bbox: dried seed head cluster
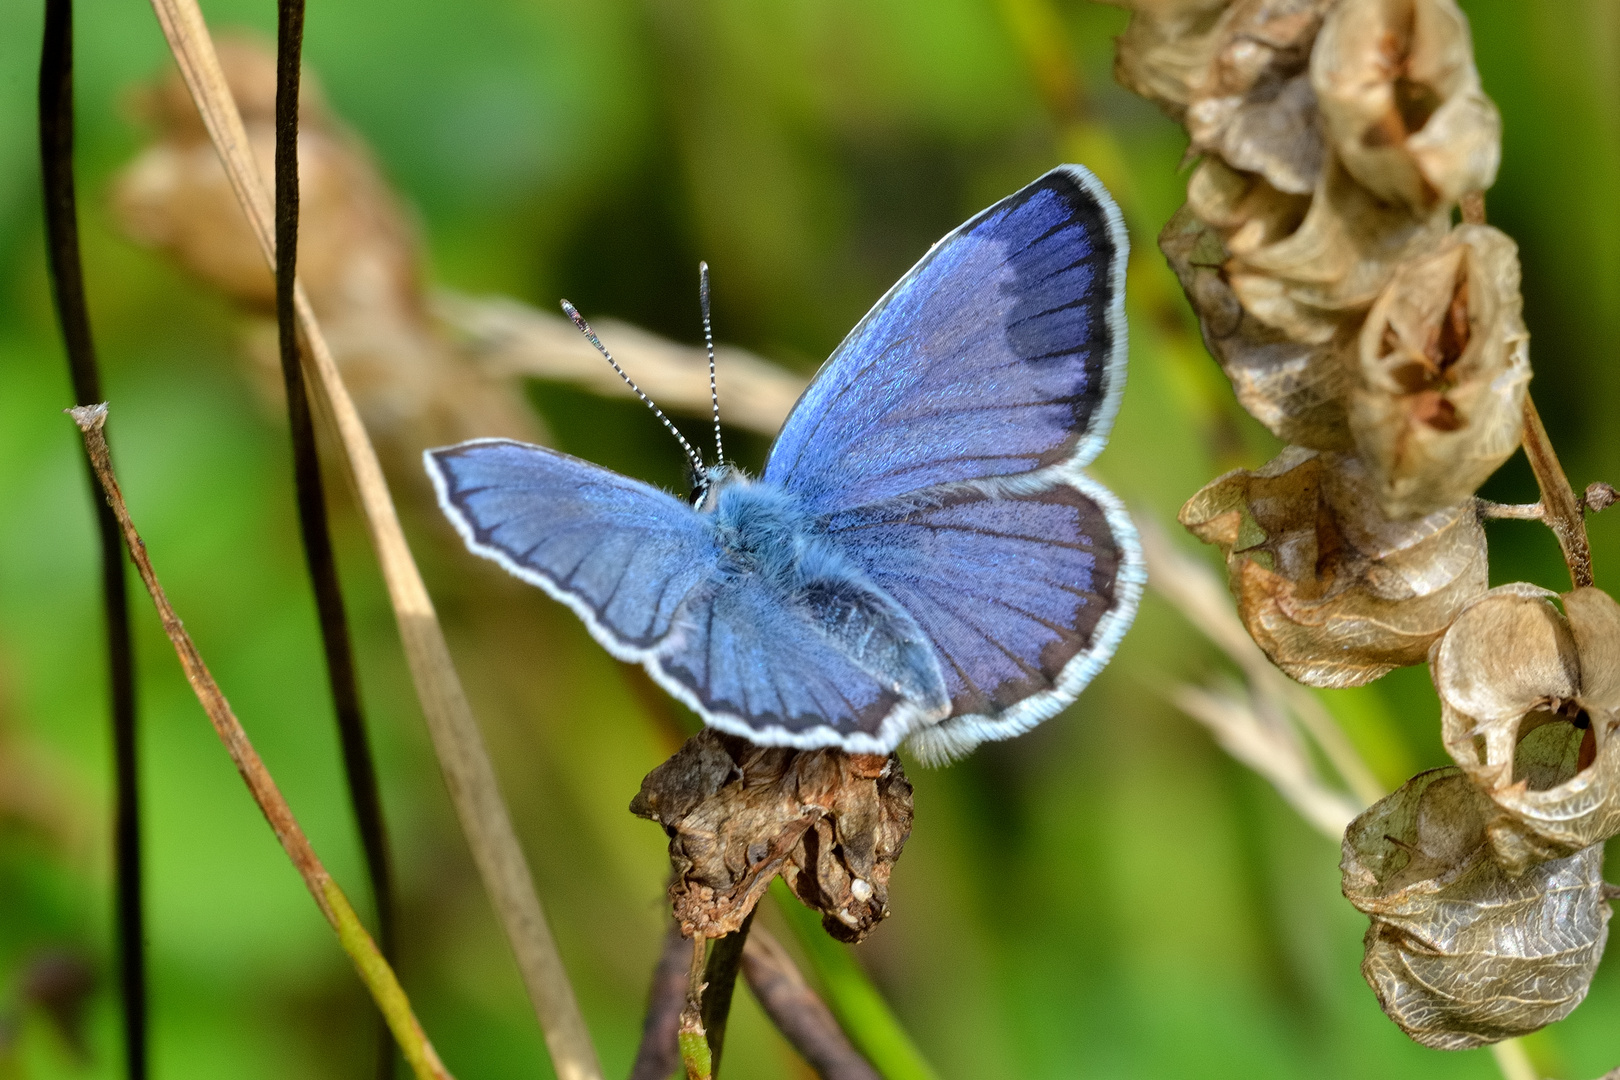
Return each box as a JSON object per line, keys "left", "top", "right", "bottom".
{"left": 1113, "top": 0, "right": 1620, "bottom": 1047}
{"left": 630, "top": 730, "right": 913, "bottom": 944}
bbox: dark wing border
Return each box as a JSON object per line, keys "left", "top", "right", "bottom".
{"left": 766, "top": 162, "right": 1131, "bottom": 487}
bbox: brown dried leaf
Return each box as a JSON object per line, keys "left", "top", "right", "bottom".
{"left": 630, "top": 730, "right": 913, "bottom": 944}
{"left": 1352, "top": 224, "right": 1529, "bottom": 518}
{"left": 1311, "top": 0, "right": 1501, "bottom": 213}
{"left": 1161, "top": 201, "right": 1351, "bottom": 448}
{"left": 1343, "top": 767, "right": 1611, "bottom": 1049}
{"left": 1180, "top": 446, "right": 1487, "bottom": 686}
{"left": 113, "top": 35, "right": 537, "bottom": 456}
{"left": 1435, "top": 585, "right": 1620, "bottom": 873}
{"left": 1185, "top": 0, "right": 1336, "bottom": 194}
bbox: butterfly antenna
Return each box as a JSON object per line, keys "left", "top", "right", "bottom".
{"left": 560, "top": 300, "right": 706, "bottom": 479}
{"left": 700, "top": 261, "right": 723, "bottom": 466}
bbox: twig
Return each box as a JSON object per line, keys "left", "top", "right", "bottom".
{"left": 36, "top": 4, "right": 145, "bottom": 1076}
{"left": 699, "top": 909, "right": 755, "bottom": 1076}
{"left": 742, "top": 927, "right": 881, "bottom": 1080}
{"left": 1477, "top": 499, "right": 1546, "bottom": 521}
{"left": 1522, "top": 395, "right": 1595, "bottom": 589}
{"left": 271, "top": 7, "right": 397, "bottom": 1076}
{"left": 629, "top": 926, "right": 692, "bottom": 1080}
{"left": 1461, "top": 192, "right": 1593, "bottom": 593}
{"left": 141, "top": 4, "right": 602, "bottom": 1076}
{"left": 68, "top": 403, "right": 452, "bottom": 1080}
{"left": 679, "top": 938, "right": 712, "bottom": 1080}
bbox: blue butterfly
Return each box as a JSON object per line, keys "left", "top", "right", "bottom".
{"left": 425, "top": 165, "right": 1143, "bottom": 763}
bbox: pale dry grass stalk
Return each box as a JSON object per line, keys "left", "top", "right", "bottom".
{"left": 69, "top": 404, "right": 452, "bottom": 1080}
{"left": 140, "top": 3, "right": 602, "bottom": 1076}
{"left": 433, "top": 291, "right": 807, "bottom": 437}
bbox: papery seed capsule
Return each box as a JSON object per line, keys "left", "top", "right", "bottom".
{"left": 1311, "top": 0, "right": 1501, "bottom": 213}
{"left": 1351, "top": 224, "right": 1530, "bottom": 519}
{"left": 1433, "top": 584, "right": 1620, "bottom": 874}
{"left": 1180, "top": 447, "right": 1487, "bottom": 687}
{"left": 1343, "top": 767, "right": 1611, "bottom": 1049}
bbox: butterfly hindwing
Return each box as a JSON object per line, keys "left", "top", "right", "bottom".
{"left": 764, "top": 165, "right": 1129, "bottom": 513}
{"left": 425, "top": 439, "right": 720, "bottom": 656}
{"left": 822, "top": 470, "right": 1143, "bottom": 762}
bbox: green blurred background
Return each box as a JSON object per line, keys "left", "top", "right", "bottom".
{"left": 2, "top": 0, "right": 1618, "bottom": 1077}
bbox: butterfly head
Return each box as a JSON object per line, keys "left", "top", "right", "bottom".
{"left": 691, "top": 461, "right": 743, "bottom": 511}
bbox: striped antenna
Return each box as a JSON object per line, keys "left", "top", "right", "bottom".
{"left": 699, "top": 262, "right": 723, "bottom": 466}
{"left": 560, "top": 300, "right": 705, "bottom": 479}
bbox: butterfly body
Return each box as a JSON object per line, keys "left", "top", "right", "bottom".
{"left": 428, "top": 165, "right": 1144, "bottom": 762}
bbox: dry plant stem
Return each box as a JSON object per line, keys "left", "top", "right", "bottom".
{"left": 741, "top": 928, "right": 881, "bottom": 1080}
{"left": 629, "top": 926, "right": 693, "bottom": 1080}
{"left": 1478, "top": 500, "right": 1546, "bottom": 521}
{"left": 141, "top": 3, "right": 603, "bottom": 1076}
{"left": 699, "top": 909, "right": 755, "bottom": 1075}
{"left": 1522, "top": 396, "right": 1595, "bottom": 589}
{"left": 1460, "top": 190, "right": 1592, "bottom": 591}
{"left": 1491, "top": 1039, "right": 1540, "bottom": 1080}
{"left": 272, "top": 7, "right": 397, "bottom": 1077}
{"left": 36, "top": 4, "right": 145, "bottom": 1076}
{"left": 69, "top": 404, "right": 452, "bottom": 1080}
{"left": 680, "top": 938, "right": 712, "bottom": 1080}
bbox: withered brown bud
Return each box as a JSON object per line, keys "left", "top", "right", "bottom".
{"left": 1352, "top": 224, "right": 1529, "bottom": 519}
{"left": 631, "top": 730, "right": 913, "bottom": 944}
{"left": 1161, "top": 199, "right": 1350, "bottom": 449}
{"left": 1184, "top": 0, "right": 1336, "bottom": 195}
{"left": 1343, "top": 767, "right": 1611, "bottom": 1049}
{"left": 1180, "top": 446, "right": 1487, "bottom": 687}
{"left": 1433, "top": 584, "right": 1620, "bottom": 874}
{"left": 1111, "top": 0, "right": 1235, "bottom": 119}
{"left": 1311, "top": 0, "right": 1501, "bottom": 214}
{"left": 1222, "top": 155, "right": 1450, "bottom": 345}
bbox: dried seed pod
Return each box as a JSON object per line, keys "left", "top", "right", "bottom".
{"left": 1161, "top": 201, "right": 1351, "bottom": 449}
{"left": 1343, "top": 766, "right": 1611, "bottom": 1049}
{"left": 1311, "top": 0, "right": 1501, "bottom": 213}
{"left": 1224, "top": 155, "right": 1450, "bottom": 344}
{"left": 1433, "top": 584, "right": 1620, "bottom": 874}
{"left": 1180, "top": 446, "right": 1487, "bottom": 687}
{"left": 630, "top": 730, "right": 913, "bottom": 943}
{"left": 1111, "top": 0, "right": 1236, "bottom": 119}
{"left": 1184, "top": 0, "right": 1336, "bottom": 195}
{"left": 1352, "top": 224, "right": 1529, "bottom": 518}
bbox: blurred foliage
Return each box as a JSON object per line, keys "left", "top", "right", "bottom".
{"left": 0, "top": 0, "right": 1617, "bottom": 1077}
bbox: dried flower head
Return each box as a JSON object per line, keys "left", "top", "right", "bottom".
{"left": 1351, "top": 224, "right": 1529, "bottom": 519}
{"left": 1161, "top": 200, "right": 1350, "bottom": 449}
{"left": 1184, "top": 0, "right": 1336, "bottom": 195}
{"left": 1433, "top": 584, "right": 1620, "bottom": 874}
{"left": 1180, "top": 446, "right": 1487, "bottom": 686}
{"left": 630, "top": 730, "right": 913, "bottom": 943}
{"left": 1343, "top": 766, "right": 1611, "bottom": 1049}
{"left": 1311, "top": 0, "right": 1501, "bottom": 213}
{"left": 1111, "top": 0, "right": 1236, "bottom": 119}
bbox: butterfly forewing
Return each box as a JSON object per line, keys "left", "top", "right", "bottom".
{"left": 764, "top": 165, "right": 1129, "bottom": 513}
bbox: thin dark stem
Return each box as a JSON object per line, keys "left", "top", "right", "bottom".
{"left": 741, "top": 927, "right": 880, "bottom": 1080}
{"left": 628, "top": 925, "right": 691, "bottom": 1080}
{"left": 38, "top": 4, "right": 144, "bottom": 1077}
{"left": 275, "top": 5, "right": 398, "bottom": 1076}
{"left": 699, "top": 909, "right": 755, "bottom": 1076}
